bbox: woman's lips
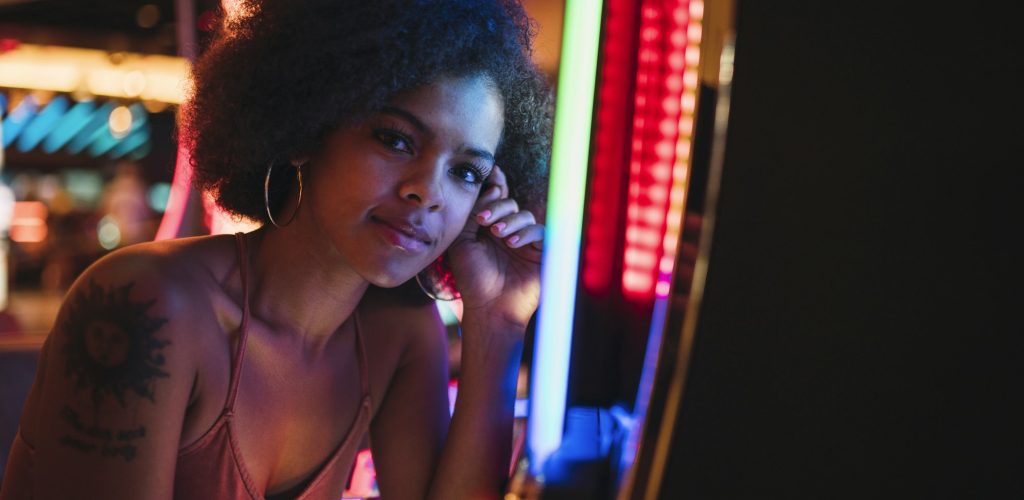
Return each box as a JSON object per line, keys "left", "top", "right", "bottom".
{"left": 371, "top": 216, "right": 431, "bottom": 252}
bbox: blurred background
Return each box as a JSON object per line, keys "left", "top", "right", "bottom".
{"left": 1, "top": 0, "right": 197, "bottom": 335}
{"left": 0, "top": 0, "right": 565, "bottom": 337}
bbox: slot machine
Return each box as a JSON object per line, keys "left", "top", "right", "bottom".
{"left": 507, "top": 0, "right": 737, "bottom": 497}
{"left": 513, "top": 0, "right": 1019, "bottom": 498}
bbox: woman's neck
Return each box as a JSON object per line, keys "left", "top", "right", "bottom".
{"left": 245, "top": 220, "right": 369, "bottom": 351}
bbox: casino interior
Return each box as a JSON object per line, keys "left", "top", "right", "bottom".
{"left": 1, "top": 0, "right": 1018, "bottom": 498}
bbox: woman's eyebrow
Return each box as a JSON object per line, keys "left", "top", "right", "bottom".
{"left": 381, "top": 105, "right": 495, "bottom": 162}
{"left": 465, "top": 147, "right": 495, "bottom": 163}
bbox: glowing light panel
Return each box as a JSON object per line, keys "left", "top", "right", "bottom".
{"left": 155, "top": 140, "right": 194, "bottom": 240}
{"left": 528, "top": 0, "right": 603, "bottom": 477}
{"left": 619, "top": 0, "right": 705, "bottom": 493}
{"left": 654, "top": 1, "right": 703, "bottom": 298}
{"left": 66, "top": 102, "right": 114, "bottom": 155}
{"left": 42, "top": 100, "right": 96, "bottom": 153}
{"left": 16, "top": 95, "right": 68, "bottom": 152}
{"left": 582, "top": 0, "right": 638, "bottom": 295}
{"left": 621, "top": 0, "right": 703, "bottom": 302}
{"left": 1, "top": 95, "right": 38, "bottom": 148}
{"left": 0, "top": 44, "right": 189, "bottom": 104}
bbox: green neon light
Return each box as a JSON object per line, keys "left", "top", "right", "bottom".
{"left": 528, "top": 0, "right": 604, "bottom": 476}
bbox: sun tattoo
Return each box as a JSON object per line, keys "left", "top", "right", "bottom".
{"left": 62, "top": 280, "right": 171, "bottom": 407}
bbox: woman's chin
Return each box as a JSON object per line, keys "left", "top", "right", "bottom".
{"left": 355, "top": 252, "right": 441, "bottom": 290}
{"left": 364, "top": 270, "right": 419, "bottom": 289}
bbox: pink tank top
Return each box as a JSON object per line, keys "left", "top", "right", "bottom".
{"left": 0, "top": 233, "right": 374, "bottom": 500}
{"left": 175, "top": 232, "right": 374, "bottom": 499}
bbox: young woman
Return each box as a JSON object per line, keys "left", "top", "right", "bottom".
{"left": 0, "top": 1, "right": 552, "bottom": 498}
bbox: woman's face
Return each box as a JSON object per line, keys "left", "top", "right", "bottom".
{"left": 307, "top": 75, "right": 504, "bottom": 287}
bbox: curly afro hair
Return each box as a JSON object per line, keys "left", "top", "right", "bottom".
{"left": 184, "top": 0, "right": 554, "bottom": 224}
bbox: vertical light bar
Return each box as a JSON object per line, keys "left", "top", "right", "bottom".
{"left": 582, "top": 0, "right": 634, "bottom": 295}
{"left": 155, "top": 0, "right": 202, "bottom": 239}
{"left": 0, "top": 101, "right": 6, "bottom": 311}
{"left": 621, "top": 0, "right": 698, "bottom": 302}
{"left": 528, "top": 0, "right": 603, "bottom": 476}
{"left": 621, "top": 3, "right": 668, "bottom": 300}
{"left": 0, "top": 93, "right": 5, "bottom": 170}
{"left": 0, "top": 93, "right": 6, "bottom": 170}
{"left": 617, "top": 3, "right": 706, "bottom": 497}
{"left": 155, "top": 140, "right": 194, "bottom": 240}
{"left": 655, "top": 0, "right": 703, "bottom": 297}
{"left": 628, "top": 0, "right": 705, "bottom": 464}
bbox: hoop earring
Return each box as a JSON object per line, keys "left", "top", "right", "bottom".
{"left": 264, "top": 162, "right": 303, "bottom": 228}
{"left": 416, "top": 254, "right": 461, "bottom": 301}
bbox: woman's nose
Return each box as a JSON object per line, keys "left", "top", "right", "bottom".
{"left": 398, "top": 161, "right": 446, "bottom": 211}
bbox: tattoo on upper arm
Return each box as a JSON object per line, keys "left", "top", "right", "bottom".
{"left": 56, "top": 280, "right": 172, "bottom": 460}
{"left": 61, "top": 279, "right": 172, "bottom": 407}
{"left": 59, "top": 405, "right": 145, "bottom": 461}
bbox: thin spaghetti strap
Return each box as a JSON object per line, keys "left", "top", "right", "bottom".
{"left": 225, "top": 232, "right": 252, "bottom": 412}
{"left": 352, "top": 310, "right": 372, "bottom": 404}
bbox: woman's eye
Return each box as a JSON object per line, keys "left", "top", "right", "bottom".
{"left": 452, "top": 164, "right": 485, "bottom": 185}
{"left": 374, "top": 130, "right": 413, "bottom": 154}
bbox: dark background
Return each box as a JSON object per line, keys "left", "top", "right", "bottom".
{"left": 662, "top": 2, "right": 1022, "bottom": 498}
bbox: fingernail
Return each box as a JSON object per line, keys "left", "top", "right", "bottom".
{"left": 507, "top": 235, "right": 520, "bottom": 246}
{"left": 492, "top": 222, "right": 506, "bottom": 234}
{"left": 477, "top": 210, "right": 492, "bottom": 222}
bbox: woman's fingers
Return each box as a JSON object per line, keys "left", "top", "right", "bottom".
{"left": 464, "top": 165, "right": 506, "bottom": 235}
{"left": 475, "top": 198, "right": 519, "bottom": 227}
{"left": 485, "top": 203, "right": 543, "bottom": 251}
{"left": 484, "top": 165, "right": 510, "bottom": 199}
{"left": 473, "top": 184, "right": 503, "bottom": 212}
{"left": 466, "top": 166, "right": 544, "bottom": 253}
{"left": 505, "top": 223, "right": 544, "bottom": 250}
{"left": 488, "top": 210, "right": 535, "bottom": 238}
{"left": 464, "top": 184, "right": 503, "bottom": 235}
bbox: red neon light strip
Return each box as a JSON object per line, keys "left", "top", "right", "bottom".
{"left": 656, "top": 1, "right": 703, "bottom": 298}
{"left": 622, "top": 0, "right": 699, "bottom": 302}
{"left": 582, "top": 0, "right": 638, "bottom": 295}
{"left": 154, "top": 140, "right": 194, "bottom": 240}
{"left": 622, "top": 1, "right": 678, "bottom": 299}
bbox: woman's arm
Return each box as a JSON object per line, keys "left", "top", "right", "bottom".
{"left": 371, "top": 166, "right": 542, "bottom": 499}
{"left": 368, "top": 302, "right": 452, "bottom": 499}
{"left": 3, "top": 251, "right": 198, "bottom": 500}
{"left": 428, "top": 165, "right": 542, "bottom": 499}
{"left": 427, "top": 313, "right": 524, "bottom": 499}
{"left": 368, "top": 303, "right": 524, "bottom": 500}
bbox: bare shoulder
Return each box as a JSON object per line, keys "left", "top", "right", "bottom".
{"left": 51, "top": 235, "right": 235, "bottom": 339}
{"left": 5, "top": 236, "right": 241, "bottom": 497}
{"left": 84, "top": 233, "right": 238, "bottom": 288}
{"left": 21, "top": 235, "right": 235, "bottom": 444}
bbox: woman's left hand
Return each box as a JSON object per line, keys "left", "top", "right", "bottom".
{"left": 447, "top": 166, "right": 544, "bottom": 329}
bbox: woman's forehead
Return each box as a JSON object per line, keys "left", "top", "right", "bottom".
{"left": 384, "top": 76, "right": 505, "bottom": 146}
